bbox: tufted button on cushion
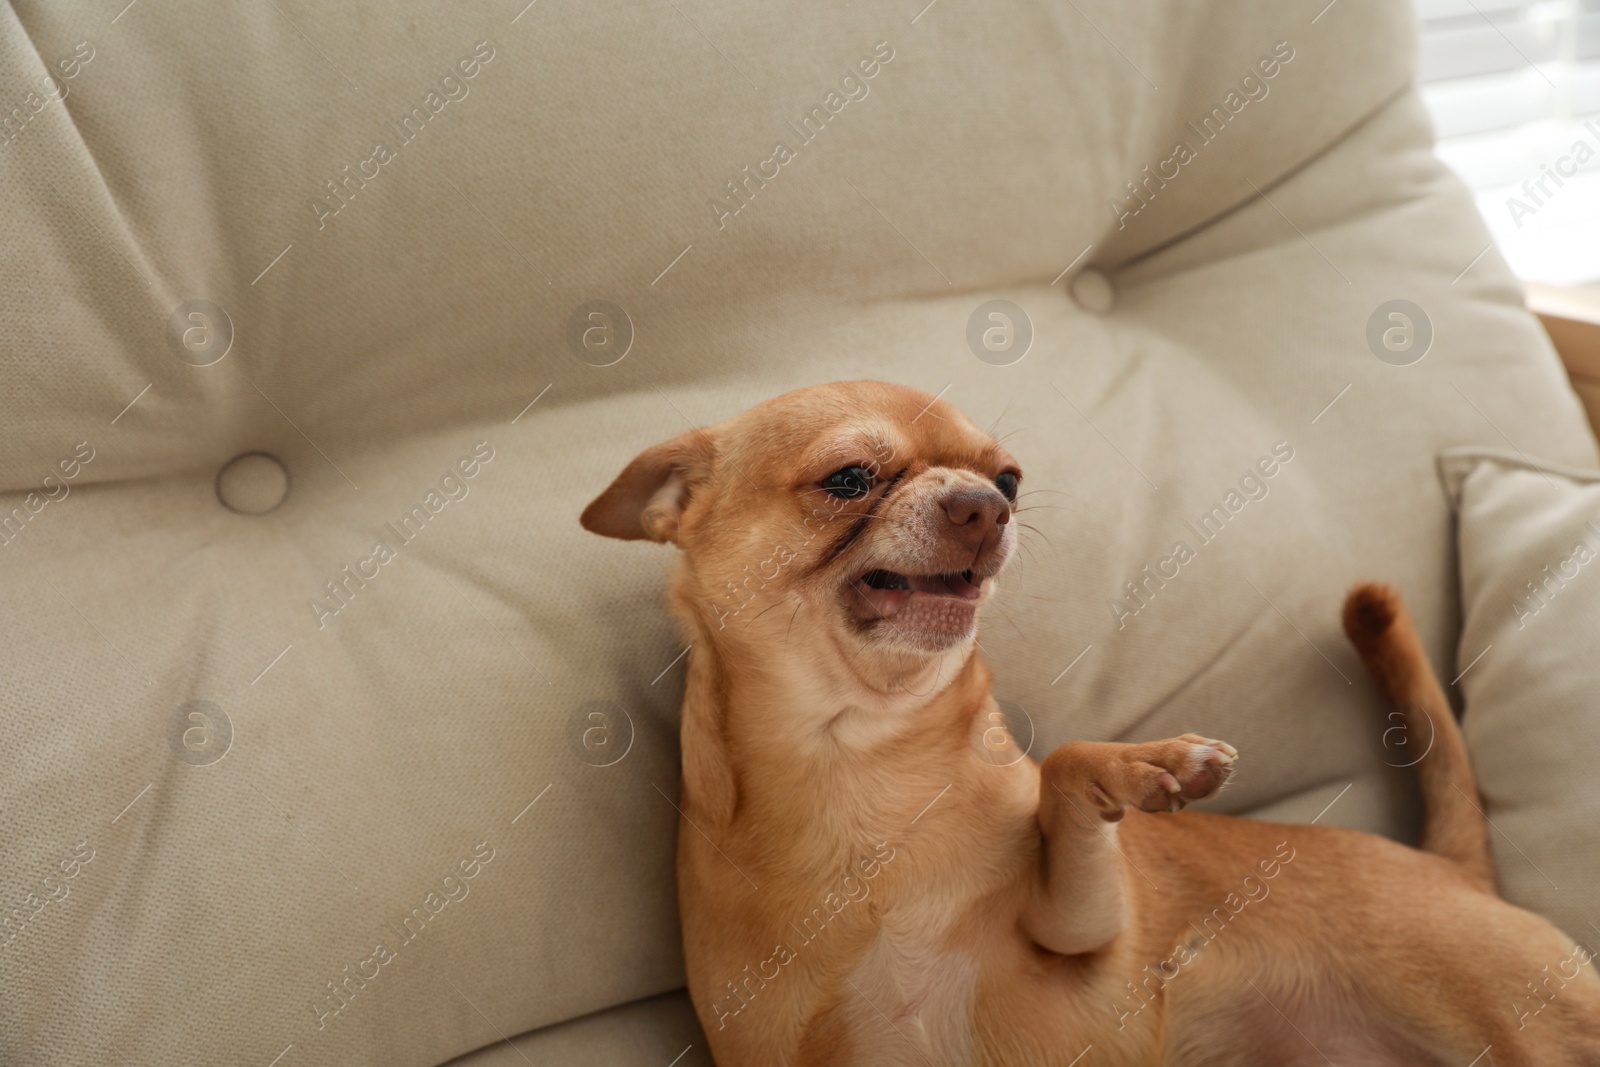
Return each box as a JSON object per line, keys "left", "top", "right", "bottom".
{"left": 1068, "top": 267, "right": 1116, "bottom": 314}
{"left": 215, "top": 453, "right": 289, "bottom": 515}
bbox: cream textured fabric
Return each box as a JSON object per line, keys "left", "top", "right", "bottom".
{"left": 2, "top": 0, "right": 1596, "bottom": 1064}
{"left": 1441, "top": 448, "right": 1600, "bottom": 949}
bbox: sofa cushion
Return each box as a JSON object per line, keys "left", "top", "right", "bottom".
{"left": 1440, "top": 447, "right": 1600, "bottom": 946}
{"left": 441, "top": 992, "right": 711, "bottom": 1067}
{"left": 2, "top": 0, "right": 1595, "bottom": 1064}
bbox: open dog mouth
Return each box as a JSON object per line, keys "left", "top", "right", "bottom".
{"left": 849, "top": 567, "right": 984, "bottom": 619}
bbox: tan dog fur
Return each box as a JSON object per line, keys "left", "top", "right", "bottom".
{"left": 582, "top": 380, "right": 1600, "bottom": 1066}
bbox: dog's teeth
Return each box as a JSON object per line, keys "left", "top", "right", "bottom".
{"left": 861, "top": 569, "right": 912, "bottom": 592}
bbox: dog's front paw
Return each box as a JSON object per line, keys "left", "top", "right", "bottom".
{"left": 1083, "top": 734, "right": 1237, "bottom": 817}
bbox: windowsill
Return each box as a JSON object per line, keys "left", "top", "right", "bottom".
{"left": 1527, "top": 281, "right": 1600, "bottom": 433}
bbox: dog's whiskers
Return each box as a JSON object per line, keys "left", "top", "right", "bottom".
{"left": 984, "top": 401, "right": 1016, "bottom": 439}
{"left": 990, "top": 601, "right": 1029, "bottom": 642}
{"left": 1016, "top": 522, "right": 1054, "bottom": 549}
{"left": 746, "top": 595, "right": 791, "bottom": 626}
{"left": 997, "top": 589, "right": 1069, "bottom": 605}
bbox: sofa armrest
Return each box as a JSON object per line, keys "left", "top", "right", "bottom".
{"left": 1526, "top": 281, "right": 1600, "bottom": 436}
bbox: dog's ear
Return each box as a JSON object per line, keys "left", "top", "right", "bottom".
{"left": 581, "top": 428, "right": 718, "bottom": 544}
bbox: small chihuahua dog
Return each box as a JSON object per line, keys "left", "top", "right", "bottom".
{"left": 582, "top": 380, "right": 1599, "bottom": 1065}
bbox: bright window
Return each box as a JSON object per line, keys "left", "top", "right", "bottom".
{"left": 1419, "top": 0, "right": 1600, "bottom": 284}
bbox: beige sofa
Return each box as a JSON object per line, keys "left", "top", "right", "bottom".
{"left": 3, "top": 0, "right": 1597, "bottom": 1063}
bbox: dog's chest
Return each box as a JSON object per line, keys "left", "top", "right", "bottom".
{"left": 837, "top": 925, "right": 979, "bottom": 1066}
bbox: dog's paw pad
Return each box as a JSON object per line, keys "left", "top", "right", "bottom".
{"left": 1190, "top": 737, "right": 1238, "bottom": 763}
{"left": 1075, "top": 735, "right": 1241, "bottom": 817}
{"left": 1172, "top": 736, "right": 1237, "bottom": 800}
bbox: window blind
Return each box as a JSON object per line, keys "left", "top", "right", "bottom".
{"left": 1418, "top": 0, "right": 1600, "bottom": 283}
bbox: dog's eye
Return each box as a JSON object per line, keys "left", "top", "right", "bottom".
{"left": 995, "top": 471, "right": 1019, "bottom": 501}
{"left": 821, "top": 465, "right": 873, "bottom": 499}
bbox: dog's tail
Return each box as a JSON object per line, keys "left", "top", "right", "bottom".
{"left": 1341, "top": 582, "right": 1497, "bottom": 893}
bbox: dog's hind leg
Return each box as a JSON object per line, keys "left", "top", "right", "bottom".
{"left": 1341, "top": 582, "right": 1497, "bottom": 892}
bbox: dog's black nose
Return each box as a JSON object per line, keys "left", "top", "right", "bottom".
{"left": 942, "top": 487, "right": 1010, "bottom": 551}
